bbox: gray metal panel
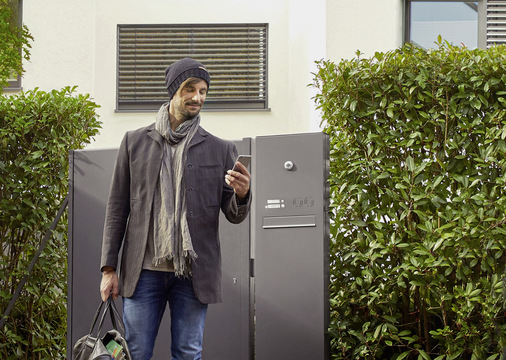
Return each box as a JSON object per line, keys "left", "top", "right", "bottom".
{"left": 203, "top": 138, "right": 252, "bottom": 360}
{"left": 68, "top": 134, "right": 329, "bottom": 360}
{"left": 254, "top": 133, "right": 330, "bottom": 360}
{"left": 67, "top": 140, "right": 251, "bottom": 360}
{"left": 67, "top": 148, "right": 119, "bottom": 360}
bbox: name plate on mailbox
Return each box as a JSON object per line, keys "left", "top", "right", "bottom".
{"left": 262, "top": 215, "right": 316, "bottom": 229}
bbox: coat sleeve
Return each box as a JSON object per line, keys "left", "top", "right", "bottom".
{"left": 220, "top": 142, "right": 251, "bottom": 224}
{"left": 100, "top": 133, "right": 131, "bottom": 271}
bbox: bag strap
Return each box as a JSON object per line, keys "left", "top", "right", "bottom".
{"left": 96, "top": 297, "right": 112, "bottom": 338}
{"left": 109, "top": 297, "right": 125, "bottom": 332}
{"left": 88, "top": 299, "right": 106, "bottom": 335}
{"left": 95, "top": 297, "right": 126, "bottom": 338}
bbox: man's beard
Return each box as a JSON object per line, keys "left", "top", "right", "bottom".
{"left": 181, "top": 102, "right": 202, "bottom": 119}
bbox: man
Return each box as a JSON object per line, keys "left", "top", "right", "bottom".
{"left": 99, "top": 58, "right": 251, "bottom": 360}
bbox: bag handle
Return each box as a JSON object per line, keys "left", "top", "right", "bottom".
{"left": 96, "top": 298, "right": 110, "bottom": 338}
{"left": 109, "top": 297, "right": 126, "bottom": 332}
{"left": 95, "top": 297, "right": 126, "bottom": 339}
{"left": 87, "top": 299, "right": 106, "bottom": 335}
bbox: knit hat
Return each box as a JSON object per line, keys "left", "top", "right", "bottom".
{"left": 164, "top": 58, "right": 211, "bottom": 100}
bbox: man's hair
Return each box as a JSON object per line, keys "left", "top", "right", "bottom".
{"left": 180, "top": 77, "right": 208, "bottom": 90}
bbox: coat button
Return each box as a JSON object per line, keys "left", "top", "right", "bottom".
{"left": 188, "top": 187, "right": 193, "bottom": 192}
{"left": 187, "top": 163, "right": 193, "bottom": 168}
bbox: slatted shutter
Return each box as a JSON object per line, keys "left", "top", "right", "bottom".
{"left": 117, "top": 24, "right": 268, "bottom": 111}
{"left": 487, "top": 0, "right": 506, "bottom": 47}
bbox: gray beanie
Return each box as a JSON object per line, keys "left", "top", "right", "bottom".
{"left": 164, "top": 58, "right": 210, "bottom": 100}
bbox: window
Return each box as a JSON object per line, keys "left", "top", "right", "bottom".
{"left": 405, "top": 0, "right": 506, "bottom": 49}
{"left": 406, "top": 1, "right": 479, "bottom": 48}
{"left": 3, "top": 0, "right": 23, "bottom": 90}
{"left": 117, "top": 24, "right": 268, "bottom": 112}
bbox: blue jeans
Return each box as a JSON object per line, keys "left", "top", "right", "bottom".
{"left": 122, "top": 270, "right": 208, "bottom": 360}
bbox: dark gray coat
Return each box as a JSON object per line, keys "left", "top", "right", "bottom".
{"left": 100, "top": 123, "right": 250, "bottom": 304}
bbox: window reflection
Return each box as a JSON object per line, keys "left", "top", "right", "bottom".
{"left": 410, "top": 1, "right": 478, "bottom": 49}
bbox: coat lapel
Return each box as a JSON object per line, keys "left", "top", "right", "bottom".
{"left": 143, "top": 125, "right": 163, "bottom": 219}
{"left": 189, "top": 126, "right": 208, "bottom": 148}
{"left": 147, "top": 124, "right": 163, "bottom": 145}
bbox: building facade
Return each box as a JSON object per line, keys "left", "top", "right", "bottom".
{"left": 11, "top": 0, "right": 505, "bottom": 148}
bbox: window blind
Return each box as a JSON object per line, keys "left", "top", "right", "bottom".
{"left": 117, "top": 24, "right": 268, "bottom": 111}
{"left": 487, "top": 0, "right": 506, "bottom": 47}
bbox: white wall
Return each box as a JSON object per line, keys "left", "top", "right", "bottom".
{"left": 23, "top": 0, "right": 96, "bottom": 94}
{"left": 21, "top": 0, "right": 402, "bottom": 149}
{"left": 326, "top": 0, "right": 404, "bottom": 61}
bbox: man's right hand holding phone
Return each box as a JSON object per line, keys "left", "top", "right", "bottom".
{"left": 226, "top": 157, "right": 251, "bottom": 202}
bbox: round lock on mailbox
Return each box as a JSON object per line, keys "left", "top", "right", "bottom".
{"left": 284, "top": 161, "right": 294, "bottom": 171}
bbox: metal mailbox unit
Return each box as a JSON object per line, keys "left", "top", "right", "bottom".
{"left": 67, "top": 133, "right": 329, "bottom": 360}
{"left": 253, "top": 133, "right": 330, "bottom": 360}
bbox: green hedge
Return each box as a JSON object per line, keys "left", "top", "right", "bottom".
{"left": 313, "top": 41, "right": 506, "bottom": 360}
{"left": 0, "top": 87, "right": 101, "bottom": 359}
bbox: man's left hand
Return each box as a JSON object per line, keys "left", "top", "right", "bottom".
{"left": 225, "top": 161, "right": 251, "bottom": 201}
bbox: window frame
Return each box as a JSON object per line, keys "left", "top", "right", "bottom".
{"left": 116, "top": 23, "right": 269, "bottom": 113}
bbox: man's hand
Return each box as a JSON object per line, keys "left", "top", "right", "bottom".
{"left": 225, "top": 161, "right": 251, "bottom": 201}
{"left": 100, "top": 266, "right": 119, "bottom": 302}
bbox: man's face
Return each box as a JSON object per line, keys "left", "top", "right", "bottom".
{"left": 171, "top": 78, "right": 208, "bottom": 120}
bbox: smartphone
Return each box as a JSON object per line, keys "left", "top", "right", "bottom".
{"left": 232, "top": 155, "right": 252, "bottom": 172}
